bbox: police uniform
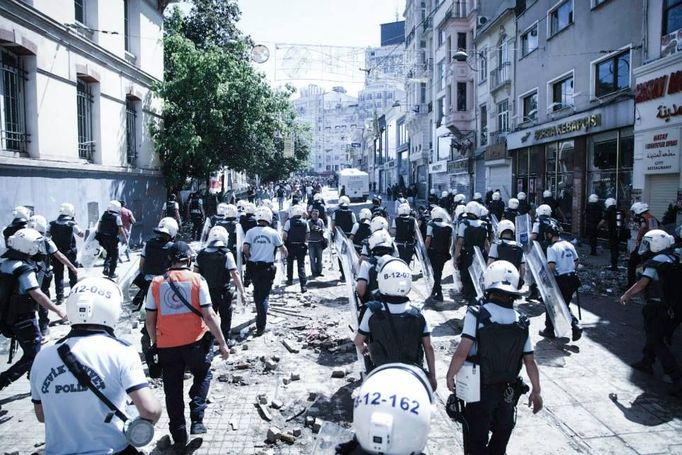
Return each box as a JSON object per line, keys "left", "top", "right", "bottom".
{"left": 392, "top": 215, "right": 417, "bottom": 264}
{"left": 489, "top": 200, "right": 505, "bottom": 221}
{"left": 30, "top": 329, "right": 148, "bottom": 454}
{"left": 97, "top": 210, "right": 123, "bottom": 278}
{"left": 308, "top": 217, "right": 326, "bottom": 277}
{"left": 517, "top": 199, "right": 531, "bottom": 216}
{"left": 371, "top": 205, "right": 388, "bottom": 221}
{"left": 333, "top": 208, "right": 357, "bottom": 279}
{"left": 502, "top": 207, "right": 518, "bottom": 222}
{"left": 35, "top": 238, "right": 59, "bottom": 335}
{"left": 48, "top": 215, "right": 82, "bottom": 302}
{"left": 628, "top": 212, "right": 659, "bottom": 287}
{"left": 2, "top": 218, "right": 28, "bottom": 247}
{"left": 457, "top": 217, "right": 488, "bottom": 302}
{"left": 356, "top": 259, "right": 381, "bottom": 304}
{"left": 489, "top": 239, "right": 525, "bottom": 272}
{"left": 585, "top": 201, "right": 603, "bottom": 255}
{"left": 163, "top": 199, "right": 180, "bottom": 222}
{"left": 426, "top": 220, "right": 453, "bottom": 299}
{"left": 243, "top": 225, "right": 284, "bottom": 332}
{"left": 546, "top": 240, "right": 581, "bottom": 335}
{"left": 417, "top": 209, "right": 430, "bottom": 240}
{"left": 350, "top": 220, "right": 372, "bottom": 255}
{"left": 531, "top": 215, "right": 555, "bottom": 252}
{"left": 283, "top": 216, "right": 310, "bottom": 291}
{"left": 188, "top": 196, "right": 204, "bottom": 241}
{"left": 196, "top": 246, "right": 238, "bottom": 341}
{"left": 461, "top": 302, "right": 533, "bottom": 455}
{"left": 602, "top": 206, "right": 622, "bottom": 269}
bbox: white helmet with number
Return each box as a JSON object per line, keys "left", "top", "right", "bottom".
{"left": 508, "top": 198, "right": 519, "bottom": 210}
{"left": 354, "top": 363, "right": 433, "bottom": 455}
{"left": 492, "top": 191, "right": 501, "bottom": 201}
{"left": 107, "top": 200, "right": 122, "bottom": 213}
{"left": 66, "top": 277, "right": 122, "bottom": 329}
{"left": 13, "top": 206, "right": 31, "bottom": 220}
{"left": 154, "top": 217, "right": 179, "bottom": 238}
{"left": 536, "top": 204, "right": 552, "bottom": 217}
{"left": 517, "top": 192, "right": 527, "bottom": 200}
{"left": 359, "top": 208, "right": 372, "bottom": 220}
{"left": 59, "top": 203, "right": 75, "bottom": 218}
{"left": 8, "top": 228, "right": 43, "bottom": 256}
{"left": 638, "top": 229, "right": 674, "bottom": 255}
{"left": 397, "top": 203, "right": 411, "bottom": 216}
{"left": 217, "top": 203, "right": 230, "bottom": 216}
{"left": 454, "top": 193, "right": 465, "bottom": 204}
{"left": 28, "top": 215, "right": 48, "bottom": 234}
{"left": 368, "top": 229, "right": 393, "bottom": 251}
{"left": 339, "top": 196, "right": 351, "bottom": 207}
{"left": 588, "top": 194, "right": 599, "bottom": 203}
{"left": 543, "top": 190, "right": 552, "bottom": 198}
{"left": 604, "top": 198, "right": 616, "bottom": 209}
{"left": 497, "top": 219, "right": 516, "bottom": 236}
{"left": 377, "top": 257, "right": 412, "bottom": 297}
{"left": 430, "top": 206, "right": 450, "bottom": 222}
{"left": 207, "top": 226, "right": 229, "bottom": 247}
{"left": 289, "top": 204, "right": 304, "bottom": 218}
{"left": 255, "top": 206, "right": 273, "bottom": 224}
{"left": 465, "top": 201, "right": 482, "bottom": 217}
{"left": 225, "top": 204, "right": 238, "bottom": 218}
{"left": 473, "top": 192, "right": 482, "bottom": 201}
{"left": 483, "top": 260, "right": 522, "bottom": 295}
{"left": 370, "top": 216, "right": 389, "bottom": 233}
{"left": 245, "top": 202, "right": 256, "bottom": 215}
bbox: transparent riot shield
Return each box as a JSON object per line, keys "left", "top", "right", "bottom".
{"left": 515, "top": 214, "right": 532, "bottom": 252}
{"left": 236, "top": 224, "right": 245, "bottom": 281}
{"left": 273, "top": 225, "right": 286, "bottom": 288}
{"left": 490, "top": 214, "right": 500, "bottom": 242}
{"left": 199, "top": 218, "right": 212, "bottom": 246}
{"left": 524, "top": 241, "right": 573, "bottom": 338}
{"left": 77, "top": 224, "right": 102, "bottom": 270}
{"left": 413, "top": 219, "right": 435, "bottom": 298}
{"left": 326, "top": 222, "right": 335, "bottom": 270}
{"left": 117, "top": 255, "right": 141, "bottom": 302}
{"left": 468, "top": 246, "right": 487, "bottom": 300}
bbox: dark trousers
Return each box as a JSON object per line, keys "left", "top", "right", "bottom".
{"left": 53, "top": 251, "right": 77, "bottom": 300}
{"left": 38, "top": 273, "right": 52, "bottom": 333}
{"left": 286, "top": 243, "right": 307, "bottom": 288}
{"left": 545, "top": 274, "right": 580, "bottom": 332}
{"left": 209, "top": 287, "right": 232, "bottom": 341}
{"left": 609, "top": 238, "right": 620, "bottom": 269}
{"left": 191, "top": 219, "right": 203, "bottom": 241}
{"left": 248, "top": 262, "right": 275, "bottom": 330}
{"left": 463, "top": 384, "right": 516, "bottom": 455}
{"left": 641, "top": 303, "right": 681, "bottom": 379}
{"left": 428, "top": 250, "right": 449, "bottom": 295}
{"left": 396, "top": 242, "right": 415, "bottom": 264}
{"left": 458, "top": 253, "right": 476, "bottom": 303}
{"left": 308, "top": 241, "right": 324, "bottom": 276}
{"left": 628, "top": 250, "right": 641, "bottom": 288}
{"left": 158, "top": 335, "right": 214, "bottom": 443}
{"left": 587, "top": 225, "right": 599, "bottom": 254}
{"left": 100, "top": 236, "right": 119, "bottom": 277}
{"left": 0, "top": 317, "right": 41, "bottom": 387}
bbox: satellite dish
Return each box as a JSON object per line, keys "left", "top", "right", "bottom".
{"left": 251, "top": 44, "right": 270, "bottom": 64}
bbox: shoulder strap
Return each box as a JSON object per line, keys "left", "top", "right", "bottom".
{"left": 56, "top": 344, "right": 128, "bottom": 423}
{"left": 163, "top": 273, "right": 203, "bottom": 318}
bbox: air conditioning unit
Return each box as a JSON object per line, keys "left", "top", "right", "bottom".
{"left": 477, "top": 16, "right": 489, "bottom": 27}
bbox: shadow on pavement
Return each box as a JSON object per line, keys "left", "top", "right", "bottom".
{"left": 608, "top": 392, "right": 677, "bottom": 426}
{"left": 0, "top": 392, "right": 31, "bottom": 406}
{"left": 431, "top": 317, "right": 464, "bottom": 338}
{"left": 309, "top": 382, "right": 358, "bottom": 424}
{"left": 316, "top": 348, "right": 357, "bottom": 368}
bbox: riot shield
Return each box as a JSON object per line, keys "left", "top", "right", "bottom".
{"left": 326, "top": 222, "right": 335, "bottom": 270}
{"left": 515, "top": 214, "right": 532, "bottom": 252}
{"left": 236, "top": 224, "right": 245, "bottom": 281}
{"left": 413, "top": 219, "right": 435, "bottom": 298}
{"left": 117, "top": 255, "right": 141, "bottom": 302}
{"left": 77, "top": 224, "right": 102, "bottom": 270}
{"left": 273, "top": 225, "right": 286, "bottom": 288}
{"left": 524, "top": 241, "right": 573, "bottom": 338}
{"left": 490, "top": 214, "right": 500, "bottom": 242}
{"left": 468, "top": 246, "right": 487, "bottom": 300}
{"left": 199, "top": 218, "right": 212, "bottom": 246}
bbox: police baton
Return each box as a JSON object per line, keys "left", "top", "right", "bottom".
{"left": 575, "top": 290, "right": 582, "bottom": 321}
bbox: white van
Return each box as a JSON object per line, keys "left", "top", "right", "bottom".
{"left": 337, "top": 168, "right": 369, "bottom": 203}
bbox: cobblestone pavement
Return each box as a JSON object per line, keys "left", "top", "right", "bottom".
{"left": 1, "top": 208, "right": 682, "bottom": 454}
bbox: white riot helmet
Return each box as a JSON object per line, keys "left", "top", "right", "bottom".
{"left": 479, "top": 206, "right": 489, "bottom": 217}
{"left": 604, "top": 198, "right": 616, "bottom": 209}
{"left": 245, "top": 202, "right": 256, "bottom": 215}
{"left": 473, "top": 192, "right": 482, "bottom": 201}
{"left": 441, "top": 190, "right": 449, "bottom": 198}
{"left": 28, "top": 215, "right": 48, "bottom": 234}
{"left": 508, "top": 198, "right": 519, "bottom": 210}
{"left": 289, "top": 204, "right": 304, "bottom": 218}
{"left": 397, "top": 203, "right": 411, "bottom": 216}
{"left": 225, "top": 204, "right": 239, "bottom": 218}
{"left": 430, "top": 206, "right": 450, "bottom": 222}
{"left": 483, "top": 260, "right": 522, "bottom": 295}
{"left": 638, "top": 229, "right": 674, "bottom": 255}
{"left": 368, "top": 229, "right": 393, "bottom": 251}
{"left": 236, "top": 200, "right": 246, "bottom": 212}
{"left": 154, "top": 217, "right": 179, "bottom": 238}
{"left": 59, "top": 202, "right": 75, "bottom": 218}
{"left": 588, "top": 194, "right": 599, "bottom": 203}
{"left": 255, "top": 206, "right": 273, "bottom": 224}
{"left": 8, "top": 228, "right": 43, "bottom": 256}
{"left": 66, "top": 277, "right": 122, "bottom": 329}
{"left": 217, "top": 203, "right": 230, "bottom": 216}
{"left": 339, "top": 196, "right": 351, "bottom": 207}
{"left": 517, "top": 192, "right": 527, "bottom": 200}
{"left": 465, "top": 201, "right": 482, "bottom": 217}
{"left": 429, "top": 189, "right": 436, "bottom": 195}
{"left": 354, "top": 363, "right": 433, "bottom": 454}
{"left": 536, "top": 204, "right": 552, "bottom": 217}
{"left": 13, "top": 206, "right": 31, "bottom": 220}
{"left": 454, "top": 193, "right": 465, "bottom": 204}
{"left": 370, "top": 216, "right": 389, "bottom": 233}
{"left": 543, "top": 190, "right": 552, "bottom": 198}
{"left": 207, "top": 225, "right": 229, "bottom": 247}
{"left": 633, "top": 202, "right": 649, "bottom": 215}
{"left": 107, "top": 200, "right": 122, "bottom": 213}
{"left": 359, "top": 208, "right": 372, "bottom": 221}
{"left": 454, "top": 205, "right": 466, "bottom": 220}
{"left": 261, "top": 199, "right": 273, "bottom": 209}
{"left": 492, "top": 191, "right": 501, "bottom": 201}
{"left": 377, "top": 257, "right": 412, "bottom": 297}
{"left": 497, "top": 219, "right": 516, "bottom": 237}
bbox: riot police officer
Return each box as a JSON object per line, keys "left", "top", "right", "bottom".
{"left": 472, "top": 192, "right": 483, "bottom": 204}
{"left": 488, "top": 191, "right": 505, "bottom": 221}
{"left": 356, "top": 230, "right": 399, "bottom": 303}
{"left": 542, "top": 189, "right": 565, "bottom": 221}
{"left": 201, "top": 202, "right": 231, "bottom": 244}
{"left": 3, "top": 206, "right": 30, "bottom": 246}
{"left": 261, "top": 199, "right": 279, "bottom": 230}
{"left": 530, "top": 204, "right": 555, "bottom": 253}
{"left": 598, "top": 198, "right": 623, "bottom": 271}
{"left": 454, "top": 202, "right": 490, "bottom": 305}
{"left": 585, "top": 194, "right": 603, "bottom": 256}
{"left": 96, "top": 201, "right": 128, "bottom": 279}
{"left": 416, "top": 205, "right": 430, "bottom": 241}
{"left": 446, "top": 261, "right": 543, "bottom": 455}
{"left": 350, "top": 208, "right": 373, "bottom": 255}
{"left": 283, "top": 205, "right": 309, "bottom": 293}
{"left": 517, "top": 192, "right": 531, "bottom": 216}
{"left": 48, "top": 203, "right": 84, "bottom": 304}
{"left": 187, "top": 192, "right": 205, "bottom": 241}
{"left": 371, "top": 196, "right": 389, "bottom": 220}
{"left": 425, "top": 206, "right": 453, "bottom": 302}
{"left": 504, "top": 198, "right": 520, "bottom": 222}
{"left": 488, "top": 220, "right": 525, "bottom": 282}
{"left": 628, "top": 202, "right": 660, "bottom": 287}
{"left": 438, "top": 190, "right": 451, "bottom": 212}
{"left": 428, "top": 189, "right": 438, "bottom": 206}
{"left": 331, "top": 196, "right": 356, "bottom": 281}
{"left": 134, "top": 217, "right": 177, "bottom": 310}
{"left": 162, "top": 193, "right": 181, "bottom": 226}
{"left": 392, "top": 203, "right": 417, "bottom": 264}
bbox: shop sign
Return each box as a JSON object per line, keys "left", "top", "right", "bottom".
{"left": 448, "top": 159, "right": 468, "bottom": 174}
{"left": 534, "top": 114, "right": 602, "bottom": 141}
{"left": 429, "top": 160, "right": 448, "bottom": 173}
{"left": 643, "top": 129, "right": 680, "bottom": 174}
{"left": 485, "top": 143, "right": 507, "bottom": 161}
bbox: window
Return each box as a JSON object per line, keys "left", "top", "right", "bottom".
{"left": 480, "top": 104, "right": 488, "bottom": 146}
{"left": 0, "top": 49, "right": 27, "bottom": 153}
{"left": 77, "top": 78, "right": 94, "bottom": 160}
{"left": 436, "top": 97, "right": 444, "bottom": 126}
{"left": 457, "top": 32, "right": 466, "bottom": 51}
{"left": 479, "top": 51, "right": 487, "bottom": 81}
{"left": 438, "top": 59, "right": 446, "bottom": 91}
{"left": 457, "top": 82, "right": 467, "bottom": 111}
{"left": 497, "top": 99, "right": 509, "bottom": 132}
{"left": 545, "top": 139, "right": 575, "bottom": 230}
{"left": 420, "top": 82, "right": 426, "bottom": 103}
{"left": 595, "top": 50, "right": 630, "bottom": 97}
{"left": 551, "top": 74, "right": 573, "bottom": 110}
{"left": 663, "top": 0, "right": 682, "bottom": 34}
{"left": 521, "top": 24, "right": 538, "bottom": 56}
{"left": 124, "top": 0, "right": 130, "bottom": 51}
{"left": 438, "top": 25, "right": 446, "bottom": 46}
{"left": 75, "top": 0, "right": 85, "bottom": 23}
{"left": 521, "top": 91, "right": 538, "bottom": 121}
{"left": 125, "top": 98, "right": 137, "bottom": 165}
{"left": 549, "top": 1, "right": 573, "bottom": 36}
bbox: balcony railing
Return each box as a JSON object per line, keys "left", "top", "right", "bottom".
{"left": 1, "top": 129, "right": 29, "bottom": 154}
{"left": 79, "top": 141, "right": 95, "bottom": 161}
{"left": 490, "top": 62, "right": 511, "bottom": 91}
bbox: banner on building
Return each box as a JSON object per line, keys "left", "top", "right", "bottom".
{"left": 643, "top": 128, "right": 680, "bottom": 174}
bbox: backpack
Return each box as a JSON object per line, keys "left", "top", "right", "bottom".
{"left": 658, "top": 254, "right": 682, "bottom": 320}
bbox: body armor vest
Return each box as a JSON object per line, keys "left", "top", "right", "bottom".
{"left": 395, "top": 216, "right": 416, "bottom": 243}
{"left": 143, "top": 237, "right": 173, "bottom": 276}
{"left": 196, "top": 249, "right": 231, "bottom": 289}
{"left": 99, "top": 211, "right": 118, "bottom": 237}
{"left": 49, "top": 217, "right": 76, "bottom": 252}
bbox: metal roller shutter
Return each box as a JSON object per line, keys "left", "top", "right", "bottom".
{"left": 646, "top": 174, "right": 679, "bottom": 221}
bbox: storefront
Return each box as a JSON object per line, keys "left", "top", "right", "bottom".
{"left": 507, "top": 101, "right": 634, "bottom": 234}
{"left": 485, "top": 143, "right": 512, "bottom": 200}
{"left": 448, "top": 158, "right": 471, "bottom": 195}
{"left": 633, "top": 55, "right": 682, "bottom": 224}
{"left": 429, "top": 160, "right": 448, "bottom": 190}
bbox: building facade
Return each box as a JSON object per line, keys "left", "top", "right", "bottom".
{"left": 0, "top": 0, "right": 168, "bottom": 238}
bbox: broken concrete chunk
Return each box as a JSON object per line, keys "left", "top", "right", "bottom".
{"left": 280, "top": 433, "right": 296, "bottom": 444}
{"left": 331, "top": 369, "right": 346, "bottom": 378}
{"left": 282, "top": 339, "right": 300, "bottom": 353}
{"left": 257, "top": 394, "right": 268, "bottom": 404}
{"left": 312, "top": 419, "right": 322, "bottom": 433}
{"left": 291, "top": 372, "right": 301, "bottom": 381}
{"left": 305, "top": 416, "right": 315, "bottom": 427}
{"left": 217, "top": 374, "right": 230, "bottom": 383}
{"left": 266, "top": 427, "right": 281, "bottom": 443}
{"left": 264, "top": 359, "right": 278, "bottom": 370}
{"left": 292, "top": 428, "right": 302, "bottom": 437}
{"left": 256, "top": 403, "right": 273, "bottom": 422}
{"left": 307, "top": 392, "right": 318, "bottom": 401}
{"left": 270, "top": 400, "right": 283, "bottom": 410}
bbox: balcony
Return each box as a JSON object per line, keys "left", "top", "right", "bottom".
{"left": 489, "top": 62, "right": 511, "bottom": 92}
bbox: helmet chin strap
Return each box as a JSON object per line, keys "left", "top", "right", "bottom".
{"left": 485, "top": 292, "right": 516, "bottom": 309}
